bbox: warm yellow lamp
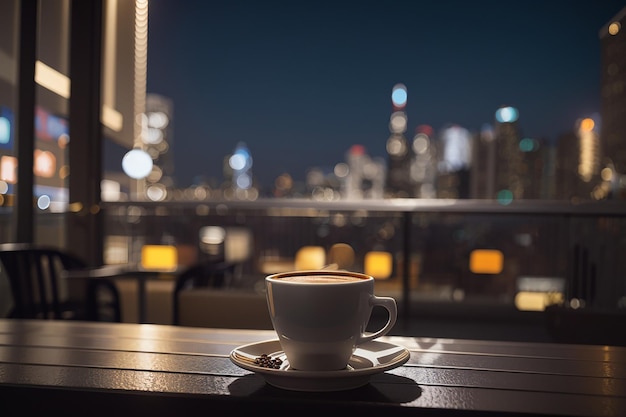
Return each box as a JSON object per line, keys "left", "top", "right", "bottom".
{"left": 294, "top": 246, "right": 326, "bottom": 270}
{"left": 515, "top": 291, "right": 564, "bottom": 311}
{"left": 364, "top": 251, "right": 393, "bottom": 279}
{"left": 327, "top": 243, "right": 355, "bottom": 270}
{"left": 225, "top": 227, "right": 253, "bottom": 263}
{"left": 469, "top": 249, "right": 503, "bottom": 274}
{"left": 140, "top": 245, "right": 178, "bottom": 271}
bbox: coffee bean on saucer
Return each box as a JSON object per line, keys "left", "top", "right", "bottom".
{"left": 254, "top": 354, "right": 283, "bottom": 369}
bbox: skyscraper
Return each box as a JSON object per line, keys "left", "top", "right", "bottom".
{"left": 385, "top": 84, "right": 414, "bottom": 197}
{"left": 493, "top": 106, "right": 524, "bottom": 201}
{"left": 436, "top": 124, "right": 472, "bottom": 199}
{"left": 144, "top": 93, "right": 175, "bottom": 197}
{"left": 599, "top": 7, "right": 626, "bottom": 196}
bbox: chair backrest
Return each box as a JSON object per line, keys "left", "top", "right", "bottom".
{"left": 0, "top": 243, "right": 121, "bottom": 321}
{"left": 172, "top": 260, "right": 237, "bottom": 325}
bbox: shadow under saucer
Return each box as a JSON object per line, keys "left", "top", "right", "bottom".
{"left": 228, "top": 371, "right": 421, "bottom": 405}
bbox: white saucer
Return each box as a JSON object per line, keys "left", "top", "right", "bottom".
{"left": 229, "top": 339, "right": 410, "bottom": 392}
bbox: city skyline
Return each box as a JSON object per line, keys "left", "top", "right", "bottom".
{"left": 145, "top": 0, "right": 624, "bottom": 188}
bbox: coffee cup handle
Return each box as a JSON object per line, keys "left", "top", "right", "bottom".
{"left": 357, "top": 296, "right": 397, "bottom": 345}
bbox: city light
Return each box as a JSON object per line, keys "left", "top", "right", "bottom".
{"left": 147, "top": 111, "right": 169, "bottom": 129}
{"left": 497, "top": 189, "right": 514, "bottom": 205}
{"left": 36, "top": 194, "right": 51, "bottom": 210}
{"left": 519, "top": 138, "right": 538, "bottom": 152}
{"left": 0, "top": 115, "right": 9, "bottom": 145}
{"left": 389, "top": 111, "right": 407, "bottom": 133}
{"left": 391, "top": 83, "right": 407, "bottom": 109}
{"left": 228, "top": 142, "right": 254, "bottom": 194}
{"left": 146, "top": 183, "right": 167, "bottom": 201}
{"left": 1, "top": 155, "right": 17, "bottom": 184}
{"left": 33, "top": 150, "right": 56, "bottom": 178}
{"left": 386, "top": 133, "right": 407, "bottom": 156}
{"left": 495, "top": 106, "right": 519, "bottom": 123}
{"left": 580, "top": 117, "right": 595, "bottom": 132}
{"left": 412, "top": 133, "right": 429, "bottom": 154}
{"left": 122, "top": 148, "right": 153, "bottom": 179}
{"left": 439, "top": 125, "right": 471, "bottom": 172}
{"left": 577, "top": 117, "right": 600, "bottom": 183}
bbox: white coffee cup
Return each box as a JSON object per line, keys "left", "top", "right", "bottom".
{"left": 265, "top": 270, "right": 397, "bottom": 371}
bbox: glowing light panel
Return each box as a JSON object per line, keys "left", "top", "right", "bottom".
{"left": 140, "top": 245, "right": 178, "bottom": 271}
{"left": 365, "top": 251, "right": 393, "bottom": 279}
{"left": 469, "top": 249, "right": 503, "bottom": 274}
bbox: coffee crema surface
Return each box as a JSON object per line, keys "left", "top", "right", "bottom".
{"left": 275, "top": 275, "right": 364, "bottom": 283}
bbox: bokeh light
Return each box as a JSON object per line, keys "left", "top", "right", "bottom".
{"left": 200, "top": 225, "right": 226, "bottom": 245}
{"left": 412, "top": 133, "right": 430, "bottom": 154}
{"left": 57, "top": 133, "right": 69, "bottom": 148}
{"left": 0, "top": 116, "right": 9, "bottom": 145}
{"left": 519, "top": 138, "right": 538, "bottom": 152}
{"left": 236, "top": 173, "right": 252, "bottom": 189}
{"left": 609, "top": 21, "right": 621, "bottom": 35}
{"left": 37, "top": 194, "right": 51, "bottom": 210}
{"left": 144, "top": 127, "right": 164, "bottom": 144}
{"left": 389, "top": 111, "right": 407, "bottom": 133}
{"left": 386, "top": 134, "right": 407, "bottom": 156}
{"left": 275, "top": 173, "right": 293, "bottom": 190}
{"left": 334, "top": 162, "right": 349, "bottom": 178}
{"left": 497, "top": 189, "right": 514, "bottom": 205}
{"left": 579, "top": 117, "right": 595, "bottom": 132}
{"left": 146, "top": 184, "right": 167, "bottom": 201}
{"left": 391, "top": 83, "right": 407, "bottom": 109}
{"left": 146, "top": 165, "right": 163, "bottom": 183}
{"left": 495, "top": 106, "right": 519, "bottom": 123}
{"left": 59, "top": 165, "right": 70, "bottom": 179}
{"left": 34, "top": 150, "right": 56, "bottom": 178}
{"left": 122, "top": 148, "right": 153, "bottom": 179}
{"left": 229, "top": 153, "right": 247, "bottom": 170}
{"left": 147, "top": 111, "right": 169, "bottom": 129}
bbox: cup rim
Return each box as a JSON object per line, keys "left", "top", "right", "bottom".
{"left": 266, "top": 269, "right": 373, "bottom": 282}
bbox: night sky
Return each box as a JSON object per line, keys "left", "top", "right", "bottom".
{"left": 145, "top": 0, "right": 624, "bottom": 188}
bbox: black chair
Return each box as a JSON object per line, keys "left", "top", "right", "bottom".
{"left": 0, "top": 243, "right": 121, "bottom": 322}
{"left": 172, "top": 260, "right": 237, "bottom": 325}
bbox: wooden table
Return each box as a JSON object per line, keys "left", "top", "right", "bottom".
{"left": 0, "top": 319, "right": 624, "bottom": 416}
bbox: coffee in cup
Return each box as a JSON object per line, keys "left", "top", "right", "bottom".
{"left": 265, "top": 270, "right": 397, "bottom": 371}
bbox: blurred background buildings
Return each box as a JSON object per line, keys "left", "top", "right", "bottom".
{"left": 0, "top": 1, "right": 625, "bottom": 330}
{"left": 97, "top": 4, "right": 626, "bottom": 204}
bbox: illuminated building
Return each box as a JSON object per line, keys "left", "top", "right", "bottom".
{"left": 143, "top": 93, "right": 175, "bottom": 201}
{"left": 554, "top": 118, "right": 601, "bottom": 201}
{"left": 224, "top": 142, "right": 257, "bottom": 200}
{"left": 345, "top": 144, "right": 367, "bottom": 199}
{"left": 338, "top": 144, "right": 386, "bottom": 200}
{"left": 471, "top": 120, "right": 551, "bottom": 200}
{"left": 470, "top": 124, "right": 495, "bottom": 199}
{"left": 437, "top": 124, "right": 472, "bottom": 199}
{"left": 599, "top": 7, "right": 626, "bottom": 196}
{"left": 493, "top": 106, "right": 525, "bottom": 201}
{"left": 410, "top": 124, "right": 437, "bottom": 198}
{"left": 385, "top": 83, "right": 414, "bottom": 197}
{"left": 519, "top": 137, "right": 551, "bottom": 200}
